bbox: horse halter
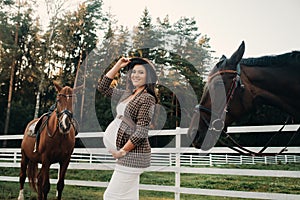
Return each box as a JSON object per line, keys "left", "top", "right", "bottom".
{"left": 54, "top": 92, "right": 77, "bottom": 135}
{"left": 192, "top": 63, "right": 298, "bottom": 156}
{"left": 189, "top": 62, "right": 265, "bottom": 154}
{"left": 196, "top": 63, "right": 243, "bottom": 132}
{"left": 57, "top": 93, "right": 74, "bottom": 101}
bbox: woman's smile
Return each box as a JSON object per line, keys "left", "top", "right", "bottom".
{"left": 131, "top": 64, "right": 146, "bottom": 88}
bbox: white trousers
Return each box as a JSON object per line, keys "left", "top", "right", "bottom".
{"left": 103, "top": 164, "right": 144, "bottom": 200}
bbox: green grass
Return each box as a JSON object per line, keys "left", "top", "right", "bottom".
{"left": 212, "top": 162, "right": 300, "bottom": 171}
{"left": 0, "top": 182, "right": 254, "bottom": 200}
{"left": 180, "top": 174, "right": 300, "bottom": 194}
{"left": 0, "top": 163, "right": 299, "bottom": 199}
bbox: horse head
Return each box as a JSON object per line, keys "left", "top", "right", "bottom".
{"left": 54, "top": 82, "right": 76, "bottom": 134}
{"left": 188, "top": 41, "right": 255, "bottom": 150}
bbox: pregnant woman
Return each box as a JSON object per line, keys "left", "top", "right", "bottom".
{"left": 98, "top": 57, "right": 158, "bottom": 200}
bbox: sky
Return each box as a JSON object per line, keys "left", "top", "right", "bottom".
{"left": 38, "top": 0, "right": 300, "bottom": 59}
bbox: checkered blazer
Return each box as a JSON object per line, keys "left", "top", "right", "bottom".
{"left": 98, "top": 75, "right": 155, "bottom": 168}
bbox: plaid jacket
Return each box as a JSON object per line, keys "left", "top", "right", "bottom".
{"left": 98, "top": 75, "right": 155, "bottom": 168}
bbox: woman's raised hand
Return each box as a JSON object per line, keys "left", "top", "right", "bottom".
{"left": 115, "top": 57, "right": 131, "bottom": 69}
{"left": 106, "top": 57, "right": 131, "bottom": 79}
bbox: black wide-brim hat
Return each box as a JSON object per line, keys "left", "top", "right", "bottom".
{"left": 125, "top": 57, "right": 157, "bottom": 83}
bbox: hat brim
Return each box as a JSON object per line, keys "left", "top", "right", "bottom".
{"left": 125, "top": 57, "right": 155, "bottom": 71}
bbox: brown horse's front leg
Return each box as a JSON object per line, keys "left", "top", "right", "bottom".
{"left": 18, "top": 151, "right": 29, "bottom": 200}
{"left": 38, "top": 163, "right": 51, "bottom": 200}
{"left": 56, "top": 158, "right": 71, "bottom": 200}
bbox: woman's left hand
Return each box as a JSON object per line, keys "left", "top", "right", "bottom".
{"left": 109, "top": 149, "right": 126, "bottom": 159}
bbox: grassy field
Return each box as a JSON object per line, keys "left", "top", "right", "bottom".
{"left": 0, "top": 163, "right": 299, "bottom": 200}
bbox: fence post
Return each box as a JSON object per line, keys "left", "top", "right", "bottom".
{"left": 209, "top": 154, "right": 213, "bottom": 166}
{"left": 175, "top": 127, "right": 181, "bottom": 200}
{"left": 264, "top": 156, "right": 267, "bottom": 164}
{"left": 14, "top": 151, "right": 17, "bottom": 164}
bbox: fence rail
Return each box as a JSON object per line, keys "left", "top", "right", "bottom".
{"left": 1, "top": 148, "right": 300, "bottom": 168}
{"left": 1, "top": 125, "right": 300, "bottom": 199}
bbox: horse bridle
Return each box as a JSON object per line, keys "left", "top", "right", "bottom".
{"left": 193, "top": 63, "right": 300, "bottom": 156}
{"left": 192, "top": 63, "right": 264, "bottom": 155}
{"left": 46, "top": 93, "right": 79, "bottom": 137}
{"left": 197, "top": 63, "right": 243, "bottom": 132}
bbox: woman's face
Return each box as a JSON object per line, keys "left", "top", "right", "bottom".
{"left": 131, "top": 64, "right": 147, "bottom": 88}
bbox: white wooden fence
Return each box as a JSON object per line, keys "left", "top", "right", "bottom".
{"left": 1, "top": 125, "right": 300, "bottom": 199}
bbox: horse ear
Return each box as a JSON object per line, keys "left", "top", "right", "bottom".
{"left": 53, "top": 81, "right": 62, "bottom": 92}
{"left": 228, "top": 41, "right": 245, "bottom": 65}
{"left": 217, "top": 55, "right": 227, "bottom": 68}
{"left": 220, "top": 55, "right": 227, "bottom": 61}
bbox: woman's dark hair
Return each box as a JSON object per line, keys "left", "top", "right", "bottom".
{"left": 126, "top": 57, "right": 158, "bottom": 103}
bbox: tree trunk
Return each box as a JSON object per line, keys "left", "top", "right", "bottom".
{"left": 4, "top": 3, "right": 20, "bottom": 135}
{"left": 34, "top": 91, "right": 41, "bottom": 118}
{"left": 4, "top": 59, "right": 17, "bottom": 134}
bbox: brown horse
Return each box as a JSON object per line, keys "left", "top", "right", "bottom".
{"left": 188, "top": 41, "right": 300, "bottom": 152}
{"left": 18, "top": 82, "right": 78, "bottom": 200}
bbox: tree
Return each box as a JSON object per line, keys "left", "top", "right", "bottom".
{"left": 49, "top": 0, "right": 104, "bottom": 85}
{"left": 55, "top": 0, "right": 106, "bottom": 131}
{"left": 132, "top": 7, "right": 160, "bottom": 51}
{"left": 3, "top": 0, "right": 20, "bottom": 134}
{"left": 0, "top": 0, "right": 44, "bottom": 136}
{"left": 148, "top": 17, "right": 211, "bottom": 128}
{"left": 33, "top": 0, "right": 67, "bottom": 119}
{"left": 0, "top": 0, "right": 15, "bottom": 133}
{"left": 94, "top": 13, "right": 132, "bottom": 131}
{"left": 116, "top": 25, "right": 131, "bottom": 57}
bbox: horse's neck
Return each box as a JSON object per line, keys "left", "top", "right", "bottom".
{"left": 48, "top": 111, "right": 58, "bottom": 131}
{"left": 242, "top": 65, "right": 300, "bottom": 117}
{"left": 244, "top": 64, "right": 298, "bottom": 84}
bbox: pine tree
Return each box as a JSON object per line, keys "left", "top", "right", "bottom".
{"left": 46, "top": 0, "right": 104, "bottom": 86}
{"left": 132, "top": 7, "right": 160, "bottom": 51}
{"left": 33, "top": 0, "right": 68, "bottom": 118}
{"left": 0, "top": 0, "right": 44, "bottom": 134}
{"left": 95, "top": 14, "right": 132, "bottom": 131}
{"left": 156, "top": 15, "right": 172, "bottom": 50}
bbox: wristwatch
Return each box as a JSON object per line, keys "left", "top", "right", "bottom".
{"left": 120, "top": 148, "right": 127, "bottom": 157}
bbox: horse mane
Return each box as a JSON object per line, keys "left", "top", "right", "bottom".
{"left": 240, "top": 51, "right": 300, "bottom": 67}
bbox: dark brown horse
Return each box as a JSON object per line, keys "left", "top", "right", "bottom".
{"left": 188, "top": 41, "right": 300, "bottom": 152}
{"left": 18, "top": 82, "right": 78, "bottom": 200}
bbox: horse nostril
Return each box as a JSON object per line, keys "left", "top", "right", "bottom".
{"left": 193, "top": 142, "right": 201, "bottom": 149}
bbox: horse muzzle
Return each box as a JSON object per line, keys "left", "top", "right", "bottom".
{"left": 188, "top": 125, "right": 222, "bottom": 150}
{"left": 187, "top": 127, "right": 205, "bottom": 149}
